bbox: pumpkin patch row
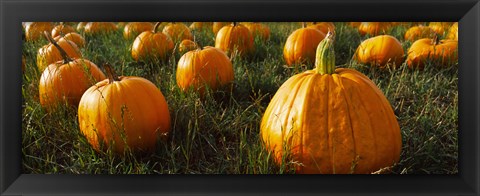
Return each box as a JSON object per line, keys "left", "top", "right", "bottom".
{"left": 23, "top": 21, "right": 458, "bottom": 174}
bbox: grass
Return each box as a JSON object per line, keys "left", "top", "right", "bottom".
{"left": 22, "top": 22, "right": 458, "bottom": 174}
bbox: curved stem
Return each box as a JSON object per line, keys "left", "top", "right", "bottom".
{"left": 103, "top": 64, "right": 120, "bottom": 83}
{"left": 431, "top": 34, "right": 439, "bottom": 45}
{"left": 153, "top": 22, "right": 161, "bottom": 33}
{"left": 315, "top": 32, "right": 336, "bottom": 75}
{"left": 43, "top": 31, "right": 72, "bottom": 64}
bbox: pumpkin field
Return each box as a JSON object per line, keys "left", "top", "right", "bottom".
{"left": 21, "top": 22, "right": 458, "bottom": 174}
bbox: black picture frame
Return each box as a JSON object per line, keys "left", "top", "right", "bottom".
{"left": 1, "top": 0, "right": 479, "bottom": 195}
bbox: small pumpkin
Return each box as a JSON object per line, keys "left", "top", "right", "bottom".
{"left": 39, "top": 32, "right": 106, "bottom": 111}
{"left": 123, "top": 22, "right": 154, "bottom": 40}
{"left": 131, "top": 22, "right": 174, "bottom": 62}
{"left": 428, "top": 22, "right": 453, "bottom": 36}
{"left": 242, "top": 22, "right": 271, "bottom": 41}
{"left": 261, "top": 33, "right": 402, "bottom": 174}
{"left": 406, "top": 37, "right": 458, "bottom": 69}
{"left": 176, "top": 46, "right": 234, "bottom": 95}
{"left": 213, "top": 22, "right": 231, "bottom": 36}
{"left": 78, "top": 64, "right": 171, "bottom": 153}
{"left": 307, "top": 22, "right": 335, "bottom": 35}
{"left": 354, "top": 35, "right": 404, "bottom": 68}
{"left": 446, "top": 22, "right": 458, "bottom": 41}
{"left": 283, "top": 23, "right": 326, "bottom": 66}
{"left": 162, "top": 22, "right": 193, "bottom": 43}
{"left": 25, "top": 22, "right": 54, "bottom": 41}
{"left": 189, "top": 22, "right": 213, "bottom": 31}
{"left": 37, "top": 31, "right": 83, "bottom": 72}
{"left": 178, "top": 39, "right": 198, "bottom": 54}
{"left": 51, "top": 24, "right": 75, "bottom": 38}
{"left": 215, "top": 22, "right": 255, "bottom": 58}
{"left": 54, "top": 32, "right": 86, "bottom": 48}
{"left": 404, "top": 26, "right": 437, "bottom": 42}
{"left": 358, "top": 22, "right": 391, "bottom": 36}
{"left": 84, "top": 22, "right": 117, "bottom": 35}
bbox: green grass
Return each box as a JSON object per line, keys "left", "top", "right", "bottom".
{"left": 22, "top": 22, "right": 458, "bottom": 174}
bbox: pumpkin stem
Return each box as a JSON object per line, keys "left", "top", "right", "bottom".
{"left": 103, "top": 64, "right": 120, "bottom": 83}
{"left": 153, "top": 22, "right": 161, "bottom": 33}
{"left": 315, "top": 31, "right": 336, "bottom": 75}
{"left": 432, "top": 34, "right": 439, "bottom": 45}
{"left": 302, "top": 22, "right": 306, "bottom": 28}
{"left": 43, "top": 31, "right": 73, "bottom": 64}
{"left": 233, "top": 22, "right": 237, "bottom": 27}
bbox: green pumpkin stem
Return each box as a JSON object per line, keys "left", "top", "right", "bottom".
{"left": 315, "top": 31, "right": 336, "bottom": 75}
{"left": 43, "top": 31, "right": 73, "bottom": 64}
{"left": 103, "top": 64, "right": 120, "bottom": 83}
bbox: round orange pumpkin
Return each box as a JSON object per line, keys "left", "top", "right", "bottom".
{"left": 84, "top": 22, "right": 117, "bottom": 35}
{"left": 162, "top": 22, "right": 193, "bottom": 43}
{"left": 428, "top": 22, "right": 453, "bottom": 36}
{"left": 404, "top": 26, "right": 437, "bottom": 42}
{"left": 354, "top": 35, "right": 405, "bottom": 68}
{"left": 25, "top": 22, "right": 54, "bottom": 41}
{"left": 176, "top": 46, "right": 234, "bottom": 95}
{"left": 261, "top": 34, "right": 402, "bottom": 174}
{"left": 78, "top": 64, "right": 171, "bottom": 153}
{"left": 39, "top": 33, "right": 106, "bottom": 111}
{"left": 178, "top": 39, "right": 198, "bottom": 54}
{"left": 446, "top": 22, "right": 458, "bottom": 41}
{"left": 51, "top": 24, "right": 75, "bottom": 38}
{"left": 189, "top": 22, "right": 213, "bottom": 31}
{"left": 37, "top": 32, "right": 83, "bottom": 72}
{"left": 307, "top": 22, "right": 335, "bottom": 35}
{"left": 283, "top": 24, "right": 326, "bottom": 66}
{"left": 54, "top": 32, "right": 86, "bottom": 48}
{"left": 242, "top": 22, "right": 271, "bottom": 41}
{"left": 406, "top": 37, "right": 458, "bottom": 69}
{"left": 358, "top": 22, "right": 391, "bottom": 36}
{"left": 123, "top": 22, "right": 154, "bottom": 39}
{"left": 131, "top": 22, "right": 174, "bottom": 62}
{"left": 215, "top": 22, "right": 254, "bottom": 58}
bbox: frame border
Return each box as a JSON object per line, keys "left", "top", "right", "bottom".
{"left": 1, "top": 0, "right": 479, "bottom": 195}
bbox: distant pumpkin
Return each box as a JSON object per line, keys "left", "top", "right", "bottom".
{"left": 354, "top": 35, "right": 405, "bottom": 68}
{"left": 178, "top": 39, "right": 198, "bottom": 54}
{"left": 406, "top": 37, "right": 458, "bottom": 69}
{"left": 123, "top": 22, "right": 154, "bottom": 40}
{"left": 51, "top": 24, "right": 75, "bottom": 38}
{"left": 131, "top": 22, "right": 174, "bottom": 62}
{"left": 25, "top": 22, "right": 54, "bottom": 41}
{"left": 358, "top": 22, "right": 391, "bottom": 36}
{"left": 242, "top": 22, "right": 271, "bottom": 41}
{"left": 283, "top": 23, "right": 326, "bottom": 66}
{"left": 162, "top": 22, "right": 193, "bottom": 43}
{"left": 84, "top": 22, "right": 117, "bottom": 35}
{"left": 446, "top": 22, "right": 458, "bottom": 41}
{"left": 404, "top": 26, "right": 437, "bottom": 42}
{"left": 428, "top": 22, "right": 453, "bottom": 35}
{"left": 215, "top": 22, "right": 255, "bottom": 58}
{"left": 307, "top": 22, "right": 335, "bottom": 35}
{"left": 37, "top": 31, "right": 83, "bottom": 72}
{"left": 54, "top": 32, "right": 86, "bottom": 48}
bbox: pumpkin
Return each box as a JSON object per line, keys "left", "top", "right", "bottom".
{"left": 84, "top": 22, "right": 117, "bottom": 35}
{"left": 37, "top": 31, "right": 83, "bottom": 72}
{"left": 307, "top": 22, "right": 335, "bottom": 35}
{"left": 76, "top": 22, "right": 88, "bottom": 31}
{"left": 131, "top": 22, "right": 174, "bottom": 62}
{"left": 283, "top": 23, "right": 326, "bottom": 66}
{"left": 51, "top": 24, "right": 75, "bottom": 38}
{"left": 428, "top": 22, "right": 453, "bottom": 35}
{"left": 54, "top": 32, "right": 86, "bottom": 48}
{"left": 261, "top": 33, "right": 402, "bottom": 174}
{"left": 404, "top": 26, "right": 437, "bottom": 42}
{"left": 406, "top": 37, "right": 458, "bottom": 69}
{"left": 178, "top": 39, "right": 198, "bottom": 54}
{"left": 39, "top": 32, "right": 106, "bottom": 111}
{"left": 446, "top": 22, "right": 458, "bottom": 41}
{"left": 123, "top": 22, "right": 154, "bottom": 39}
{"left": 242, "top": 22, "right": 271, "bottom": 41}
{"left": 189, "top": 22, "right": 213, "bottom": 31}
{"left": 213, "top": 22, "right": 231, "bottom": 36}
{"left": 162, "top": 22, "right": 193, "bottom": 43}
{"left": 176, "top": 46, "right": 234, "bottom": 95}
{"left": 358, "top": 22, "right": 391, "bottom": 36}
{"left": 215, "top": 22, "right": 254, "bottom": 58}
{"left": 354, "top": 35, "right": 404, "bottom": 68}
{"left": 78, "top": 64, "right": 171, "bottom": 153}
{"left": 25, "top": 22, "right": 54, "bottom": 41}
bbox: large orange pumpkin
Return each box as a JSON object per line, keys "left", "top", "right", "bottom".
{"left": 242, "top": 22, "right": 271, "bottom": 41}
{"left": 176, "top": 46, "right": 234, "bottom": 95}
{"left": 78, "top": 64, "right": 171, "bottom": 153}
{"left": 39, "top": 33, "right": 106, "bottom": 111}
{"left": 215, "top": 22, "right": 254, "bottom": 58}
{"left": 406, "top": 37, "right": 458, "bottom": 69}
{"left": 131, "top": 22, "right": 175, "bottom": 62}
{"left": 54, "top": 32, "right": 86, "bottom": 48}
{"left": 162, "top": 22, "right": 193, "bottom": 43}
{"left": 25, "top": 22, "right": 54, "bottom": 41}
{"left": 446, "top": 22, "right": 458, "bottom": 41}
{"left": 404, "top": 26, "right": 437, "bottom": 42}
{"left": 358, "top": 22, "right": 391, "bottom": 36}
{"left": 84, "top": 22, "right": 117, "bottom": 35}
{"left": 261, "top": 33, "right": 402, "bottom": 174}
{"left": 51, "top": 24, "right": 75, "bottom": 38}
{"left": 283, "top": 23, "right": 326, "bottom": 66}
{"left": 123, "top": 22, "right": 154, "bottom": 39}
{"left": 37, "top": 32, "right": 83, "bottom": 72}
{"left": 354, "top": 35, "right": 405, "bottom": 68}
